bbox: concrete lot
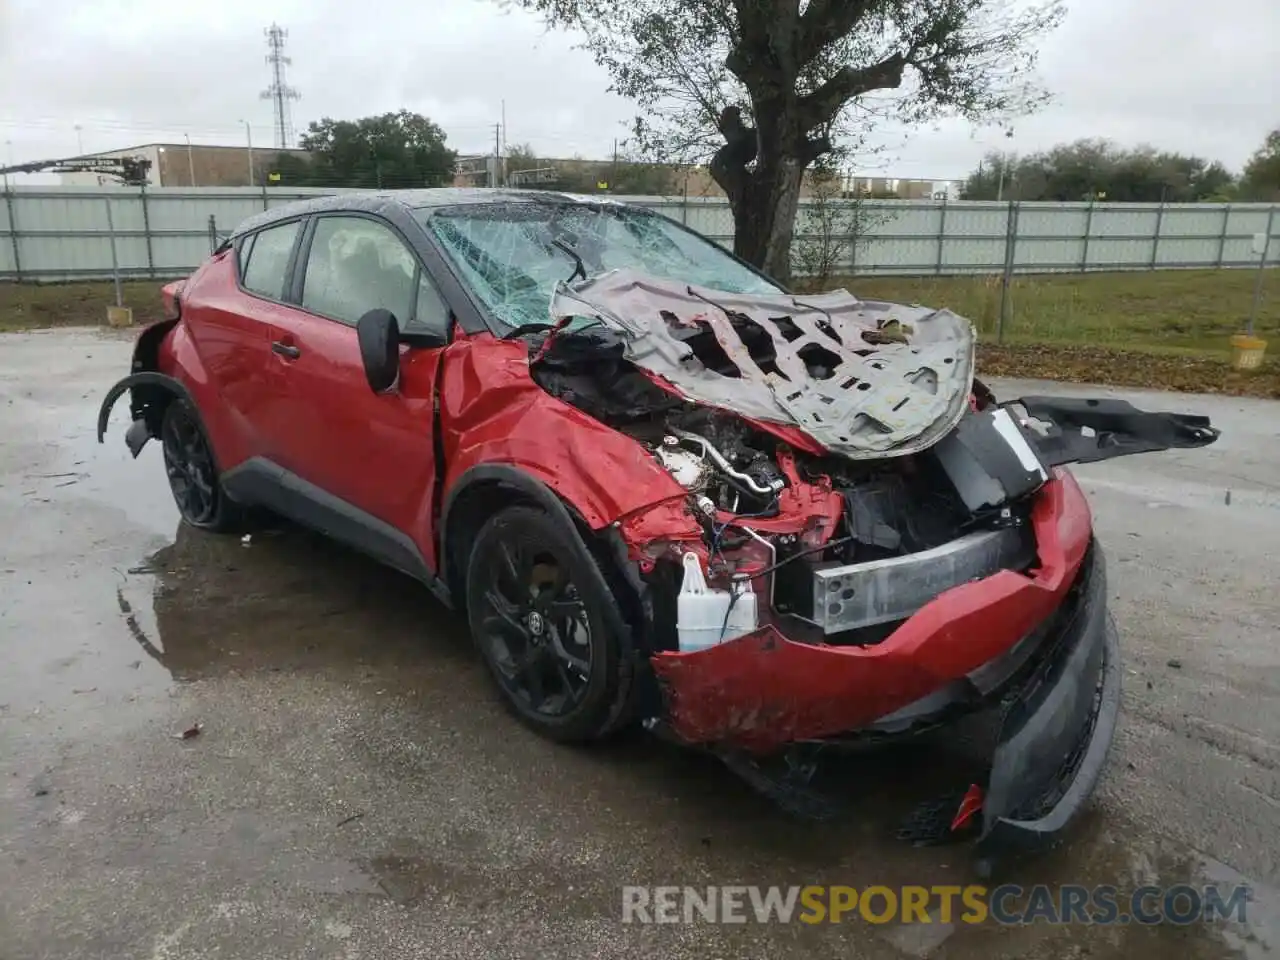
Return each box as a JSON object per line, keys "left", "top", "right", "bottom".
{"left": 2, "top": 328, "right": 1278, "bottom": 959}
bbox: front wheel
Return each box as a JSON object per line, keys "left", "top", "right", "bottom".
{"left": 160, "top": 398, "right": 240, "bottom": 533}
{"left": 465, "top": 505, "right": 633, "bottom": 743}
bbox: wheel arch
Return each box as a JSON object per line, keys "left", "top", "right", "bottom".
{"left": 441, "top": 465, "right": 635, "bottom": 637}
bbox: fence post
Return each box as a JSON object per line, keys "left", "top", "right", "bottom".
{"left": 1247, "top": 205, "right": 1277, "bottom": 336}
{"left": 261, "top": 180, "right": 269, "bottom": 212}
{"left": 140, "top": 183, "right": 156, "bottom": 279}
{"left": 1216, "top": 204, "right": 1232, "bottom": 268}
{"left": 998, "top": 200, "right": 1020, "bottom": 344}
{"left": 208, "top": 215, "right": 218, "bottom": 254}
{"left": 3, "top": 182, "right": 21, "bottom": 280}
{"left": 104, "top": 198, "right": 122, "bottom": 308}
{"left": 934, "top": 196, "right": 948, "bottom": 275}
{"left": 1150, "top": 200, "right": 1166, "bottom": 269}
{"left": 1080, "top": 200, "right": 1095, "bottom": 272}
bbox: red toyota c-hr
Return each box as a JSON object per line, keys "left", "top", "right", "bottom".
{"left": 99, "top": 189, "right": 1218, "bottom": 862}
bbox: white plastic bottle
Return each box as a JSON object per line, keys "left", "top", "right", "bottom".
{"left": 677, "top": 552, "right": 758, "bottom": 652}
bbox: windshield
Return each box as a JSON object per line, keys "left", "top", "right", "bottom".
{"left": 418, "top": 201, "right": 781, "bottom": 330}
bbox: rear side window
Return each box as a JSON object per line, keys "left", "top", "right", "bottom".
{"left": 240, "top": 220, "right": 301, "bottom": 299}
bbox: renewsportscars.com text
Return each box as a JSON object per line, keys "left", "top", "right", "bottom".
{"left": 621, "top": 884, "right": 1251, "bottom": 926}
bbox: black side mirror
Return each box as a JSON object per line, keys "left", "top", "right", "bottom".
{"left": 356, "top": 309, "right": 400, "bottom": 393}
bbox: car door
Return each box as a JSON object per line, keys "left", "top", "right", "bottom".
{"left": 188, "top": 217, "right": 305, "bottom": 466}
{"left": 257, "top": 212, "right": 451, "bottom": 555}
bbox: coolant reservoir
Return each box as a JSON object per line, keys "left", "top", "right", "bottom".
{"left": 677, "top": 552, "right": 758, "bottom": 652}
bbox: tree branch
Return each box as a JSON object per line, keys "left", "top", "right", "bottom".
{"left": 796, "top": 53, "right": 908, "bottom": 131}
{"left": 796, "top": 0, "right": 878, "bottom": 66}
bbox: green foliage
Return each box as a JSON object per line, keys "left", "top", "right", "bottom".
{"left": 1239, "top": 129, "right": 1280, "bottom": 201}
{"left": 269, "top": 111, "right": 456, "bottom": 188}
{"left": 962, "top": 139, "right": 1240, "bottom": 202}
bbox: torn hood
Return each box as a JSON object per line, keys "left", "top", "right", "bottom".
{"left": 549, "top": 269, "right": 976, "bottom": 460}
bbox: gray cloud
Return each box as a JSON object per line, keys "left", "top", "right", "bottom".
{"left": 2, "top": 0, "right": 1276, "bottom": 182}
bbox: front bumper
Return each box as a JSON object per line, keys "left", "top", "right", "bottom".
{"left": 977, "top": 542, "right": 1120, "bottom": 856}
{"left": 651, "top": 470, "right": 1095, "bottom": 751}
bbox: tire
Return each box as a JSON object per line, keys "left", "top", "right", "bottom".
{"left": 159, "top": 398, "right": 241, "bottom": 533}
{"left": 465, "top": 505, "right": 633, "bottom": 743}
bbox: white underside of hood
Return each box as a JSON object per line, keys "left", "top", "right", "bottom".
{"left": 549, "top": 269, "right": 976, "bottom": 460}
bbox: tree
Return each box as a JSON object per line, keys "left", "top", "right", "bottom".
{"left": 961, "top": 139, "right": 1239, "bottom": 202}
{"left": 1239, "top": 129, "right": 1280, "bottom": 201}
{"left": 506, "top": 0, "right": 1064, "bottom": 281}
{"left": 270, "top": 111, "right": 456, "bottom": 188}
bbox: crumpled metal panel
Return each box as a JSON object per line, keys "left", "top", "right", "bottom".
{"left": 551, "top": 270, "right": 975, "bottom": 460}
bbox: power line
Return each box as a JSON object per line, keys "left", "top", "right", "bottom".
{"left": 260, "top": 23, "right": 301, "bottom": 150}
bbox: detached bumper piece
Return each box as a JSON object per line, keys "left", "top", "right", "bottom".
{"left": 976, "top": 542, "right": 1120, "bottom": 862}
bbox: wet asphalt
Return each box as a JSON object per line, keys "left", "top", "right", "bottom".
{"left": 1, "top": 328, "right": 1278, "bottom": 959}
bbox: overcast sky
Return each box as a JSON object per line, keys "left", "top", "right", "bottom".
{"left": 1, "top": 0, "right": 1277, "bottom": 184}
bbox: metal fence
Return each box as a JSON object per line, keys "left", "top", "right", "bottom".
{"left": 0, "top": 184, "right": 1276, "bottom": 282}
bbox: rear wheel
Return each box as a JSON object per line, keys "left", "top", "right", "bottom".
{"left": 160, "top": 399, "right": 239, "bottom": 533}
{"left": 465, "top": 505, "right": 632, "bottom": 742}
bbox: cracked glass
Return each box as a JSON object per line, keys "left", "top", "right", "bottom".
{"left": 418, "top": 202, "right": 780, "bottom": 330}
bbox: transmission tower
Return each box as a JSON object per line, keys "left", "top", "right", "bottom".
{"left": 260, "top": 24, "right": 301, "bottom": 149}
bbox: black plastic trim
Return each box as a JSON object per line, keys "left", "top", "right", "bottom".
{"left": 1013, "top": 396, "right": 1220, "bottom": 466}
{"left": 222, "top": 457, "right": 452, "bottom": 607}
{"left": 96, "top": 371, "right": 199, "bottom": 453}
{"left": 977, "top": 544, "right": 1121, "bottom": 861}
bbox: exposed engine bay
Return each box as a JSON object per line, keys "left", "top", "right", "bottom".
{"left": 530, "top": 314, "right": 1046, "bottom": 653}
{"left": 528, "top": 271, "right": 1219, "bottom": 661}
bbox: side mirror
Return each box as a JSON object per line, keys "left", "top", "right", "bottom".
{"left": 356, "top": 309, "right": 400, "bottom": 393}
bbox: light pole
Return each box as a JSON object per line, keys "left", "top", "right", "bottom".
{"left": 239, "top": 121, "right": 255, "bottom": 185}
{"left": 185, "top": 133, "right": 196, "bottom": 186}
{"left": 74, "top": 124, "right": 84, "bottom": 155}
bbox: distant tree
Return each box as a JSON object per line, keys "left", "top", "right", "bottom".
{"left": 271, "top": 111, "right": 456, "bottom": 188}
{"left": 1239, "top": 129, "right": 1280, "bottom": 201}
{"left": 961, "top": 139, "right": 1238, "bottom": 202}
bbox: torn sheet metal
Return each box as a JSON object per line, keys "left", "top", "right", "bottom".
{"left": 550, "top": 270, "right": 975, "bottom": 460}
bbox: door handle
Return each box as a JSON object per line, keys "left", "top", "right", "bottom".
{"left": 271, "top": 341, "right": 300, "bottom": 360}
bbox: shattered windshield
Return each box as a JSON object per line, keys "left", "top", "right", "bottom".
{"left": 418, "top": 201, "right": 780, "bottom": 330}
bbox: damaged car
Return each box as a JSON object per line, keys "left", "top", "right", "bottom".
{"left": 98, "top": 189, "right": 1220, "bottom": 865}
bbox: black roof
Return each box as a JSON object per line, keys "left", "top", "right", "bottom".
{"left": 230, "top": 187, "right": 633, "bottom": 238}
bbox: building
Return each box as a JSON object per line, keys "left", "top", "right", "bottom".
{"left": 58, "top": 143, "right": 312, "bottom": 188}
{"left": 454, "top": 154, "right": 959, "bottom": 200}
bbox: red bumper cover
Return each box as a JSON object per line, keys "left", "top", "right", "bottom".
{"left": 651, "top": 471, "right": 1093, "bottom": 752}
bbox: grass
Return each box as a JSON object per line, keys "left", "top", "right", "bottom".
{"left": 0, "top": 280, "right": 164, "bottom": 332}
{"left": 811, "top": 268, "right": 1280, "bottom": 397}
{"left": 4, "top": 269, "right": 1278, "bottom": 396}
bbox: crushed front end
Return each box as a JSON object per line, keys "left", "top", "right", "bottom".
{"left": 526, "top": 271, "right": 1218, "bottom": 860}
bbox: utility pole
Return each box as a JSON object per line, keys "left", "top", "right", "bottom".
{"left": 260, "top": 24, "right": 301, "bottom": 149}
{"left": 611, "top": 138, "right": 618, "bottom": 192}
{"left": 493, "top": 123, "right": 502, "bottom": 187}
{"left": 74, "top": 125, "right": 84, "bottom": 155}
{"left": 240, "top": 121, "right": 256, "bottom": 185}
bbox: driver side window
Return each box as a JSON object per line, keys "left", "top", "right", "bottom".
{"left": 301, "top": 216, "right": 446, "bottom": 334}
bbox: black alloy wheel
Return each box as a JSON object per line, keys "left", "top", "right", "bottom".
{"left": 160, "top": 399, "right": 236, "bottom": 532}
{"left": 465, "top": 505, "right": 632, "bottom": 742}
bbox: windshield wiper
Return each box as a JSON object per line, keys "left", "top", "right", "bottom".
{"left": 551, "top": 238, "right": 587, "bottom": 283}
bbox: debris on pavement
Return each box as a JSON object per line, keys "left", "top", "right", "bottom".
{"left": 336, "top": 812, "right": 366, "bottom": 827}
{"left": 1167, "top": 659, "right": 1184, "bottom": 669}
{"left": 241, "top": 534, "right": 252, "bottom": 547}
{"left": 174, "top": 723, "right": 203, "bottom": 740}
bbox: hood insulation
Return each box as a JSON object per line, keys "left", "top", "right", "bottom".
{"left": 550, "top": 270, "right": 976, "bottom": 460}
